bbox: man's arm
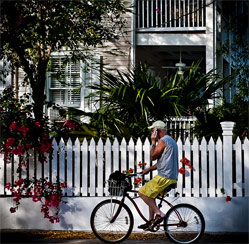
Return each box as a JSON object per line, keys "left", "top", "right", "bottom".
{"left": 150, "top": 139, "right": 166, "bottom": 161}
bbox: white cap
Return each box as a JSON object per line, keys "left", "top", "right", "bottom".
{"left": 148, "top": 120, "right": 167, "bottom": 129}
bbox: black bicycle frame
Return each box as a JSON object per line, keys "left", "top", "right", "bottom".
{"left": 110, "top": 190, "right": 183, "bottom": 227}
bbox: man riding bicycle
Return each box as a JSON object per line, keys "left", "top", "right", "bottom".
{"left": 138, "top": 120, "right": 179, "bottom": 231}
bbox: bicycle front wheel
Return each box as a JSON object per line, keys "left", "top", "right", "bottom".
{"left": 164, "top": 203, "right": 205, "bottom": 244}
{"left": 90, "top": 199, "right": 134, "bottom": 243}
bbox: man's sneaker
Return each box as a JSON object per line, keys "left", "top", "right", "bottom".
{"left": 138, "top": 220, "right": 152, "bottom": 230}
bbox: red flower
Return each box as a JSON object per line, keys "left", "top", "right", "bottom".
{"left": 6, "top": 138, "right": 15, "bottom": 147}
{"left": 17, "top": 145, "right": 25, "bottom": 155}
{"left": 226, "top": 196, "right": 232, "bottom": 202}
{"left": 9, "top": 122, "right": 18, "bottom": 130}
{"left": 135, "top": 177, "right": 142, "bottom": 184}
{"left": 35, "top": 122, "right": 41, "bottom": 127}
{"left": 138, "top": 161, "right": 147, "bottom": 168}
{"left": 180, "top": 157, "right": 190, "bottom": 165}
{"left": 18, "top": 125, "right": 29, "bottom": 137}
{"left": 10, "top": 207, "right": 17, "bottom": 213}
{"left": 15, "top": 178, "right": 23, "bottom": 186}
{"left": 128, "top": 168, "right": 133, "bottom": 173}
{"left": 179, "top": 167, "right": 186, "bottom": 174}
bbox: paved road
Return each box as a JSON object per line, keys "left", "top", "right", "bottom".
{"left": 1, "top": 230, "right": 248, "bottom": 244}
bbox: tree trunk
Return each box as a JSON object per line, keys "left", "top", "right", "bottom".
{"left": 32, "top": 60, "right": 48, "bottom": 121}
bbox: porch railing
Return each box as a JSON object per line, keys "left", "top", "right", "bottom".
{"left": 136, "top": 0, "right": 206, "bottom": 31}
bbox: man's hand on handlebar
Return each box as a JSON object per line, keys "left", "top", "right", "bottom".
{"left": 142, "top": 168, "right": 150, "bottom": 176}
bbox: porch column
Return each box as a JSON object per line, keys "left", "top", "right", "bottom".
{"left": 206, "top": 0, "right": 215, "bottom": 73}
{"left": 220, "top": 121, "right": 235, "bottom": 197}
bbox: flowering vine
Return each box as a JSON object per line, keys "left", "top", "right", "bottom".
{"left": 179, "top": 157, "right": 193, "bottom": 174}
{"left": 5, "top": 178, "right": 67, "bottom": 223}
{"left": 0, "top": 88, "right": 67, "bottom": 223}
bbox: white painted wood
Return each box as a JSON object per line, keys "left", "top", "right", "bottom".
{"left": 128, "top": 138, "right": 135, "bottom": 172}
{"left": 216, "top": 137, "right": 223, "bottom": 197}
{"left": 221, "top": 122, "right": 235, "bottom": 197}
{"left": 113, "top": 138, "right": 119, "bottom": 172}
{"left": 97, "top": 138, "right": 104, "bottom": 196}
{"left": 200, "top": 137, "right": 207, "bottom": 197}
{"left": 51, "top": 139, "right": 58, "bottom": 183}
{"left": 234, "top": 137, "right": 242, "bottom": 196}
{"left": 192, "top": 137, "right": 200, "bottom": 197}
{"left": 89, "top": 138, "right": 96, "bottom": 196}
{"left": 0, "top": 154, "right": 5, "bottom": 194}
{"left": 184, "top": 138, "right": 191, "bottom": 197}
{"left": 74, "top": 138, "right": 81, "bottom": 196}
{"left": 120, "top": 138, "right": 127, "bottom": 172}
{"left": 104, "top": 139, "right": 112, "bottom": 196}
{"left": 66, "top": 138, "right": 73, "bottom": 196}
{"left": 177, "top": 137, "right": 183, "bottom": 196}
{"left": 81, "top": 139, "right": 88, "bottom": 196}
{"left": 208, "top": 137, "right": 216, "bottom": 197}
{"left": 243, "top": 138, "right": 249, "bottom": 196}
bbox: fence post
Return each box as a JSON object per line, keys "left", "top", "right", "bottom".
{"left": 220, "top": 121, "right": 235, "bottom": 197}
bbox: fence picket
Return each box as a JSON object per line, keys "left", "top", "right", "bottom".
{"left": 51, "top": 139, "right": 58, "bottom": 183}
{"left": 66, "top": 138, "right": 73, "bottom": 196}
{"left": 243, "top": 138, "right": 249, "bottom": 196}
{"left": 97, "top": 139, "right": 104, "bottom": 196}
{"left": 200, "top": 138, "right": 207, "bottom": 197}
{"left": 128, "top": 138, "right": 135, "bottom": 175}
{"left": 0, "top": 154, "right": 4, "bottom": 195}
{"left": 104, "top": 139, "right": 112, "bottom": 196}
{"left": 136, "top": 138, "right": 143, "bottom": 170}
{"left": 184, "top": 138, "right": 191, "bottom": 197}
{"left": 192, "top": 137, "right": 200, "bottom": 197}
{"left": 234, "top": 138, "right": 242, "bottom": 196}
{"left": 120, "top": 138, "right": 127, "bottom": 171}
{"left": 208, "top": 137, "right": 216, "bottom": 197}
{"left": 74, "top": 138, "right": 81, "bottom": 196}
{"left": 81, "top": 139, "right": 88, "bottom": 196}
{"left": 113, "top": 138, "right": 119, "bottom": 172}
{"left": 89, "top": 139, "right": 96, "bottom": 196}
{"left": 177, "top": 138, "right": 183, "bottom": 196}
{"left": 216, "top": 137, "right": 223, "bottom": 197}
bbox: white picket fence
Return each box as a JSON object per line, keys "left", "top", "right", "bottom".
{"left": 0, "top": 121, "right": 249, "bottom": 199}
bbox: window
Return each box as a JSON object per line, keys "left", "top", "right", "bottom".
{"left": 0, "top": 59, "right": 11, "bottom": 94}
{"left": 47, "top": 55, "right": 100, "bottom": 120}
{"left": 49, "top": 57, "right": 81, "bottom": 106}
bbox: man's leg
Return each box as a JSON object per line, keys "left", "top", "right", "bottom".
{"left": 138, "top": 191, "right": 165, "bottom": 218}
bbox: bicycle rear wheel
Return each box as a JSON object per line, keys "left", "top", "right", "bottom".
{"left": 90, "top": 199, "right": 134, "bottom": 243}
{"left": 164, "top": 203, "right": 205, "bottom": 244}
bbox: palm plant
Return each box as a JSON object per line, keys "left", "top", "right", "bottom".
{"left": 64, "top": 62, "right": 230, "bottom": 141}
{"left": 85, "top": 64, "right": 179, "bottom": 141}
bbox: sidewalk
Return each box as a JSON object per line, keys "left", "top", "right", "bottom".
{"left": 0, "top": 229, "right": 248, "bottom": 244}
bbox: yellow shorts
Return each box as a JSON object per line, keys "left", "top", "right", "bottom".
{"left": 139, "top": 175, "right": 177, "bottom": 199}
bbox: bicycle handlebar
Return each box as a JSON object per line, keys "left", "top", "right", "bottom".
{"left": 126, "top": 172, "right": 143, "bottom": 177}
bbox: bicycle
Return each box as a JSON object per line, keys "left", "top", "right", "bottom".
{"left": 90, "top": 172, "right": 205, "bottom": 244}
